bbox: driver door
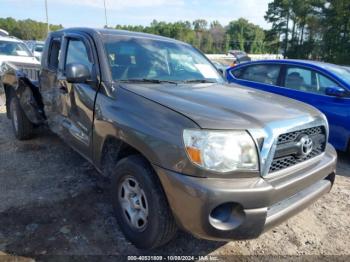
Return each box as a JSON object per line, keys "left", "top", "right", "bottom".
{"left": 56, "top": 34, "right": 98, "bottom": 159}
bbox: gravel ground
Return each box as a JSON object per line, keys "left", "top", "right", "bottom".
{"left": 0, "top": 96, "right": 349, "bottom": 261}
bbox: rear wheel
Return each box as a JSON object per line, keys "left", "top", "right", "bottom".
{"left": 111, "top": 155, "right": 177, "bottom": 249}
{"left": 10, "top": 96, "right": 33, "bottom": 140}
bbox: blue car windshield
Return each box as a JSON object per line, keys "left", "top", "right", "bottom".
{"left": 324, "top": 64, "right": 350, "bottom": 85}
{"left": 103, "top": 35, "right": 224, "bottom": 83}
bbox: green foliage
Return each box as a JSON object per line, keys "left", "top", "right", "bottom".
{"left": 322, "top": 0, "right": 350, "bottom": 64}
{"left": 1, "top": 0, "right": 349, "bottom": 64}
{"left": 0, "top": 17, "right": 63, "bottom": 40}
{"left": 226, "top": 18, "right": 266, "bottom": 53}
{"left": 265, "top": 0, "right": 350, "bottom": 64}
{"left": 115, "top": 19, "right": 267, "bottom": 54}
{"left": 0, "top": 16, "right": 267, "bottom": 54}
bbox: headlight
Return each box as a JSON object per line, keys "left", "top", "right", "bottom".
{"left": 183, "top": 129, "right": 259, "bottom": 173}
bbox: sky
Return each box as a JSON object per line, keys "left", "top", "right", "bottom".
{"left": 0, "top": 0, "right": 271, "bottom": 29}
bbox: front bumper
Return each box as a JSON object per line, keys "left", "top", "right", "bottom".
{"left": 154, "top": 144, "right": 337, "bottom": 241}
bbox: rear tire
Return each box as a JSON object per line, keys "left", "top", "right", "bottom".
{"left": 9, "top": 96, "right": 33, "bottom": 140}
{"left": 111, "top": 155, "right": 177, "bottom": 249}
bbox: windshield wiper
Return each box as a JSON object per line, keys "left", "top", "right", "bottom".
{"left": 119, "top": 79, "right": 178, "bottom": 85}
{"left": 182, "top": 79, "right": 217, "bottom": 84}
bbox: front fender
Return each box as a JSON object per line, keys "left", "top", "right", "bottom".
{"left": 92, "top": 87, "right": 199, "bottom": 172}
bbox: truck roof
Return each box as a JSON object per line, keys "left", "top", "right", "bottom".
{"left": 55, "top": 27, "right": 189, "bottom": 45}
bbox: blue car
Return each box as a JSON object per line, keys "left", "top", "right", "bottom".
{"left": 226, "top": 60, "right": 350, "bottom": 152}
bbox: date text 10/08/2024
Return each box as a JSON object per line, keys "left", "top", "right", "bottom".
{"left": 127, "top": 256, "right": 220, "bottom": 261}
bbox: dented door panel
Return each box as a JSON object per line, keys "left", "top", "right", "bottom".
{"left": 40, "top": 33, "right": 97, "bottom": 160}
{"left": 59, "top": 81, "right": 96, "bottom": 156}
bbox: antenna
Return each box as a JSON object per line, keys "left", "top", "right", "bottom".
{"left": 45, "top": 0, "right": 50, "bottom": 35}
{"left": 103, "top": 0, "right": 108, "bottom": 28}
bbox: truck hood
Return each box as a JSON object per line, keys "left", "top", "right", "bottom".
{"left": 121, "top": 83, "right": 322, "bottom": 130}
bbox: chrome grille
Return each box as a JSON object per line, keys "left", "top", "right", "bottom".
{"left": 20, "top": 67, "right": 39, "bottom": 81}
{"left": 277, "top": 126, "right": 323, "bottom": 144}
{"left": 9, "top": 62, "right": 40, "bottom": 82}
{"left": 269, "top": 126, "right": 326, "bottom": 173}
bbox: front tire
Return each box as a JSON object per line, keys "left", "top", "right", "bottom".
{"left": 9, "top": 96, "right": 33, "bottom": 140}
{"left": 111, "top": 155, "right": 177, "bottom": 249}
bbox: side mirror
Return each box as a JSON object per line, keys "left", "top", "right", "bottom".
{"left": 325, "top": 86, "right": 347, "bottom": 98}
{"left": 66, "top": 63, "right": 90, "bottom": 83}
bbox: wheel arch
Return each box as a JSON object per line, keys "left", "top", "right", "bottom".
{"left": 3, "top": 78, "right": 45, "bottom": 124}
{"left": 99, "top": 135, "right": 153, "bottom": 177}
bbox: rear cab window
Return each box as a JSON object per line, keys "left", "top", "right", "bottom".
{"left": 47, "top": 37, "right": 61, "bottom": 70}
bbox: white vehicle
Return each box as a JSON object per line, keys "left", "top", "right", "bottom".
{"left": 0, "top": 35, "right": 40, "bottom": 66}
{"left": 0, "top": 32, "right": 40, "bottom": 95}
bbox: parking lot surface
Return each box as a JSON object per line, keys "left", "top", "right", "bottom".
{"left": 0, "top": 100, "right": 349, "bottom": 259}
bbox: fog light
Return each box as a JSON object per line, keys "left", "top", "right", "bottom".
{"left": 209, "top": 202, "right": 245, "bottom": 231}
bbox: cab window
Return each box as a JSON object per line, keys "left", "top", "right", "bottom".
{"left": 65, "top": 39, "right": 92, "bottom": 72}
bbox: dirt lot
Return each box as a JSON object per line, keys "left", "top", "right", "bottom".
{"left": 0, "top": 95, "right": 349, "bottom": 260}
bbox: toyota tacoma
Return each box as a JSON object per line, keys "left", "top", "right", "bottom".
{"left": 0, "top": 28, "right": 337, "bottom": 249}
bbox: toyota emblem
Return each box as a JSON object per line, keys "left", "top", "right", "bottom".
{"left": 299, "top": 135, "right": 313, "bottom": 157}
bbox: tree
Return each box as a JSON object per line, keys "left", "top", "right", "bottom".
{"left": 209, "top": 21, "right": 225, "bottom": 53}
{"left": 226, "top": 18, "right": 266, "bottom": 53}
{"left": 0, "top": 17, "right": 62, "bottom": 40}
{"left": 265, "top": 0, "right": 291, "bottom": 57}
{"left": 251, "top": 28, "right": 266, "bottom": 53}
{"left": 264, "top": 0, "right": 350, "bottom": 64}
{"left": 116, "top": 18, "right": 268, "bottom": 54}
{"left": 321, "top": 0, "right": 350, "bottom": 64}
{"left": 192, "top": 19, "right": 208, "bottom": 31}
{"left": 264, "top": 29, "right": 280, "bottom": 54}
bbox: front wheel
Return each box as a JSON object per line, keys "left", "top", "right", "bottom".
{"left": 9, "top": 96, "right": 33, "bottom": 140}
{"left": 111, "top": 155, "right": 177, "bottom": 249}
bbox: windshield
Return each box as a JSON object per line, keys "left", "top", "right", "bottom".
{"left": 323, "top": 64, "right": 350, "bottom": 85}
{"left": 103, "top": 36, "right": 224, "bottom": 83}
{"left": 0, "top": 40, "right": 32, "bottom": 57}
